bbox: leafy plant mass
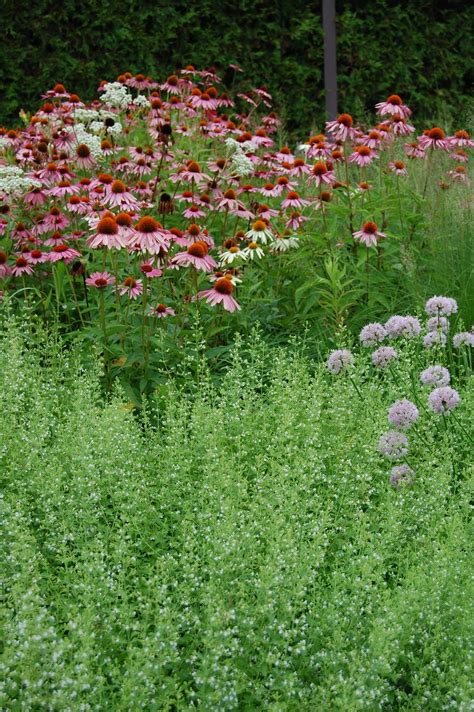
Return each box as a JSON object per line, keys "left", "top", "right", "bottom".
{"left": 0, "top": 66, "right": 473, "bottom": 709}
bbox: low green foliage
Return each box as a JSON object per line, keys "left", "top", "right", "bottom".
{"left": 1, "top": 317, "right": 472, "bottom": 709}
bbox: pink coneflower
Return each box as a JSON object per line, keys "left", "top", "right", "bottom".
{"left": 189, "top": 90, "right": 218, "bottom": 111}
{"left": 353, "top": 221, "right": 386, "bottom": 247}
{"left": 127, "top": 73, "right": 152, "bottom": 90}
{"left": 131, "top": 216, "right": 170, "bottom": 254}
{"left": 66, "top": 195, "right": 91, "bottom": 216}
{"left": 216, "top": 188, "right": 241, "bottom": 211}
{"left": 11, "top": 222, "right": 33, "bottom": 244}
{"left": 349, "top": 146, "right": 378, "bottom": 167}
{"left": 404, "top": 141, "right": 426, "bottom": 159}
{"left": 447, "top": 166, "right": 469, "bottom": 184}
{"left": 11, "top": 256, "right": 34, "bottom": 277}
{"left": 358, "top": 130, "right": 382, "bottom": 149}
{"left": 179, "top": 161, "right": 211, "bottom": 185}
{"left": 375, "top": 94, "right": 411, "bottom": 118}
{"left": 418, "top": 128, "right": 450, "bottom": 151}
{"left": 0, "top": 251, "right": 12, "bottom": 278}
{"left": 281, "top": 190, "right": 309, "bottom": 210}
{"left": 119, "top": 276, "right": 143, "bottom": 299}
{"left": 105, "top": 180, "right": 141, "bottom": 210}
{"left": 383, "top": 115, "right": 415, "bottom": 136}
{"left": 149, "top": 303, "right": 175, "bottom": 318}
{"left": 325, "top": 113, "right": 357, "bottom": 142}
{"left": 310, "top": 161, "right": 336, "bottom": 186}
{"left": 85, "top": 271, "right": 115, "bottom": 288}
{"left": 74, "top": 143, "right": 96, "bottom": 169}
{"left": 24, "top": 187, "right": 48, "bottom": 206}
{"left": 259, "top": 183, "right": 281, "bottom": 198}
{"left": 286, "top": 158, "right": 310, "bottom": 177}
{"left": 115, "top": 212, "right": 135, "bottom": 242}
{"left": 43, "top": 230, "right": 69, "bottom": 247}
{"left": 87, "top": 217, "right": 129, "bottom": 250}
{"left": 34, "top": 162, "right": 62, "bottom": 184}
{"left": 197, "top": 276, "right": 241, "bottom": 312}
{"left": 450, "top": 149, "right": 468, "bottom": 163}
{"left": 25, "top": 248, "right": 48, "bottom": 264}
{"left": 285, "top": 211, "right": 309, "bottom": 230}
{"left": 48, "top": 180, "right": 81, "bottom": 198}
{"left": 389, "top": 161, "right": 408, "bottom": 176}
{"left": 140, "top": 259, "right": 163, "bottom": 278}
{"left": 449, "top": 130, "right": 474, "bottom": 148}
{"left": 183, "top": 204, "right": 206, "bottom": 219}
{"left": 171, "top": 241, "right": 217, "bottom": 272}
{"left": 48, "top": 244, "right": 81, "bottom": 263}
{"left": 43, "top": 207, "right": 70, "bottom": 231}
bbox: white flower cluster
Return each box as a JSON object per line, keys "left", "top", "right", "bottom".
{"left": 0, "top": 165, "right": 41, "bottom": 197}
{"left": 0, "top": 136, "right": 10, "bottom": 150}
{"left": 89, "top": 120, "right": 123, "bottom": 137}
{"left": 231, "top": 151, "right": 254, "bottom": 177}
{"left": 132, "top": 94, "right": 150, "bottom": 108}
{"left": 65, "top": 124, "right": 103, "bottom": 159}
{"left": 100, "top": 82, "right": 132, "bottom": 109}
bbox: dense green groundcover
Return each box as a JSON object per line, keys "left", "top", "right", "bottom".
{"left": 1, "top": 317, "right": 473, "bottom": 709}
{"left": 2, "top": 0, "right": 473, "bottom": 135}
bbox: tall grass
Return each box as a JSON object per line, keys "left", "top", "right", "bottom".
{"left": 1, "top": 316, "right": 473, "bottom": 710}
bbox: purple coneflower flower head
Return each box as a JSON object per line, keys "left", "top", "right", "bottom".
{"left": 372, "top": 346, "right": 398, "bottom": 369}
{"left": 385, "top": 315, "right": 421, "bottom": 338}
{"left": 453, "top": 331, "right": 474, "bottom": 348}
{"left": 425, "top": 296, "right": 458, "bottom": 317}
{"left": 353, "top": 221, "right": 386, "bottom": 248}
{"left": 390, "top": 464, "right": 415, "bottom": 488}
{"left": 197, "top": 277, "right": 241, "bottom": 312}
{"left": 360, "top": 322, "right": 387, "bottom": 346}
{"left": 85, "top": 271, "right": 115, "bottom": 289}
{"left": 326, "top": 349, "right": 354, "bottom": 375}
{"left": 388, "top": 399, "right": 419, "bottom": 431}
{"left": 428, "top": 386, "right": 460, "bottom": 414}
{"left": 119, "top": 277, "right": 143, "bottom": 300}
{"left": 426, "top": 316, "right": 449, "bottom": 333}
{"left": 423, "top": 331, "right": 447, "bottom": 349}
{"left": 378, "top": 431, "right": 409, "bottom": 460}
{"left": 420, "top": 365, "right": 450, "bottom": 388}
{"left": 149, "top": 303, "right": 175, "bottom": 318}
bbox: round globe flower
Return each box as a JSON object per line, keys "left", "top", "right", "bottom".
{"left": 360, "top": 322, "right": 387, "bottom": 347}
{"left": 385, "top": 315, "right": 421, "bottom": 339}
{"left": 326, "top": 349, "right": 354, "bottom": 375}
{"left": 378, "top": 431, "right": 409, "bottom": 460}
{"left": 425, "top": 296, "right": 458, "bottom": 317}
{"left": 428, "top": 387, "right": 460, "bottom": 414}
{"left": 388, "top": 399, "right": 419, "bottom": 431}
{"left": 453, "top": 331, "right": 474, "bottom": 348}
{"left": 423, "top": 331, "right": 447, "bottom": 349}
{"left": 372, "top": 346, "right": 398, "bottom": 369}
{"left": 390, "top": 464, "right": 415, "bottom": 488}
{"left": 420, "top": 365, "right": 450, "bottom": 388}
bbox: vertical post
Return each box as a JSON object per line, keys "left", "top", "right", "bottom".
{"left": 323, "top": 0, "right": 338, "bottom": 120}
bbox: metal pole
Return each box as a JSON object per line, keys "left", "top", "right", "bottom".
{"left": 323, "top": 0, "right": 338, "bottom": 119}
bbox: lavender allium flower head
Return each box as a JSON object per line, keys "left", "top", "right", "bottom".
{"left": 390, "top": 464, "right": 415, "bottom": 487}
{"left": 453, "top": 331, "right": 474, "bottom": 348}
{"left": 423, "top": 331, "right": 447, "bottom": 349}
{"left": 378, "top": 431, "right": 409, "bottom": 460}
{"left": 428, "top": 386, "right": 460, "bottom": 414}
{"left": 372, "top": 346, "right": 398, "bottom": 368}
{"left": 359, "top": 322, "right": 387, "bottom": 346}
{"left": 385, "top": 315, "right": 421, "bottom": 338}
{"left": 425, "top": 295, "right": 458, "bottom": 317}
{"left": 420, "top": 365, "right": 450, "bottom": 387}
{"left": 326, "top": 349, "right": 354, "bottom": 375}
{"left": 427, "top": 316, "right": 449, "bottom": 333}
{"left": 388, "top": 399, "right": 419, "bottom": 430}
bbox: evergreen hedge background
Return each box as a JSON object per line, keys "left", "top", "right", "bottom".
{"left": 2, "top": 0, "right": 473, "bottom": 137}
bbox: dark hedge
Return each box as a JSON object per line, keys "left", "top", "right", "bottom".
{"left": 1, "top": 0, "right": 473, "bottom": 137}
